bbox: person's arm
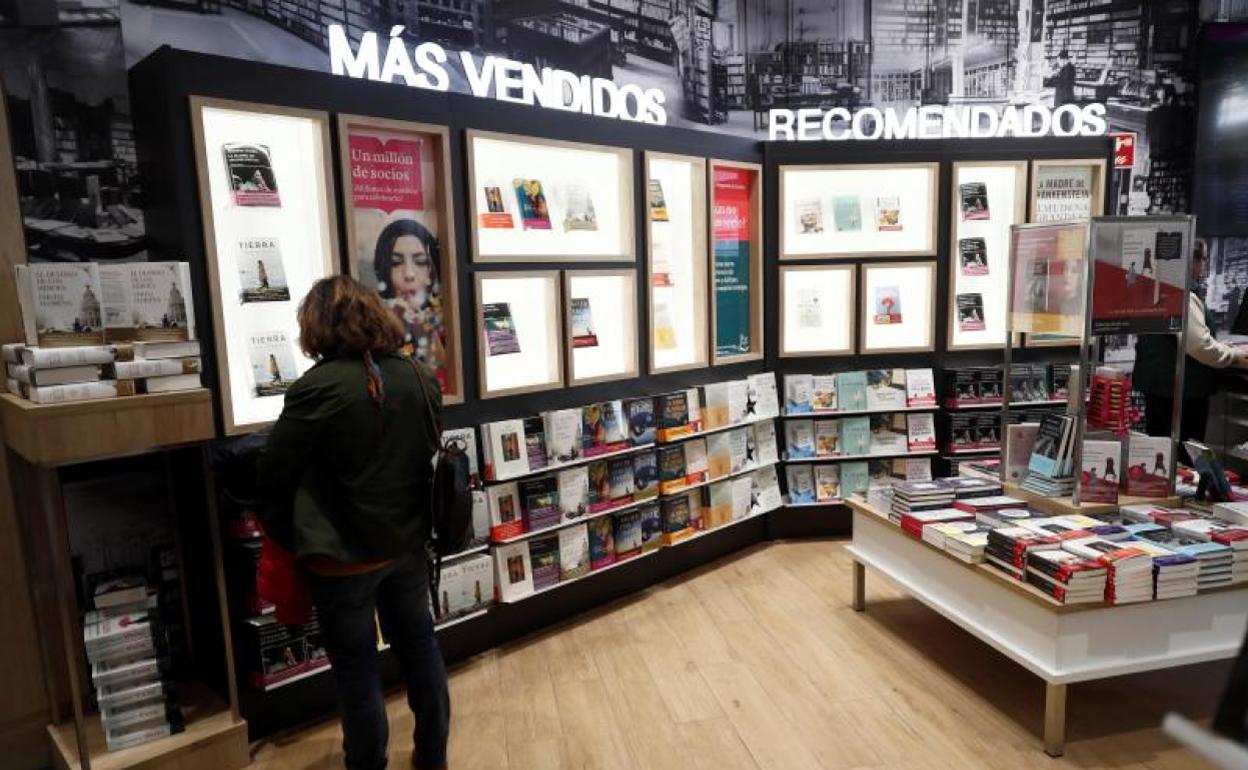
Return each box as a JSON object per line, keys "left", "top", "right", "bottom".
{"left": 255, "top": 372, "right": 343, "bottom": 548}
{"left": 1186, "top": 293, "right": 1248, "bottom": 369}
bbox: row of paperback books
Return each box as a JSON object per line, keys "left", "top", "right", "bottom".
{"left": 784, "top": 412, "right": 935, "bottom": 459}
{"left": 786, "top": 456, "right": 934, "bottom": 505}
{"left": 2, "top": 340, "right": 202, "bottom": 404}
{"left": 487, "top": 422, "right": 779, "bottom": 543}
{"left": 943, "top": 406, "right": 1064, "bottom": 454}
{"left": 494, "top": 466, "right": 783, "bottom": 602}
{"left": 783, "top": 368, "right": 935, "bottom": 414}
{"left": 481, "top": 373, "right": 781, "bottom": 482}
{"left": 943, "top": 363, "right": 1076, "bottom": 408}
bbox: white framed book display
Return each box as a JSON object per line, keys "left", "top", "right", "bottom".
{"left": 466, "top": 130, "right": 634, "bottom": 263}
{"left": 947, "top": 160, "right": 1028, "bottom": 350}
{"left": 860, "top": 261, "right": 937, "bottom": 354}
{"left": 778, "top": 264, "right": 855, "bottom": 357}
{"left": 710, "top": 158, "right": 764, "bottom": 365}
{"left": 189, "top": 96, "right": 339, "bottom": 435}
{"left": 644, "top": 151, "right": 709, "bottom": 374}
{"left": 563, "top": 269, "right": 639, "bottom": 387}
{"left": 778, "top": 162, "right": 939, "bottom": 260}
{"left": 337, "top": 114, "right": 464, "bottom": 403}
{"left": 474, "top": 271, "right": 564, "bottom": 398}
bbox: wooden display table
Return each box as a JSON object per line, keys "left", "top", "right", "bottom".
{"left": 846, "top": 497, "right": 1247, "bottom": 757}
{"left": 1003, "top": 480, "right": 1182, "bottom": 517}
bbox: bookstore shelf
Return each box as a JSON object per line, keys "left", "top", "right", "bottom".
{"left": 782, "top": 450, "right": 938, "bottom": 464}
{"left": 944, "top": 447, "right": 1002, "bottom": 456}
{"left": 489, "top": 497, "right": 654, "bottom": 545}
{"left": 781, "top": 405, "right": 938, "bottom": 418}
{"left": 658, "top": 458, "right": 780, "bottom": 497}
{"left": 47, "top": 684, "right": 247, "bottom": 770}
{"left": 502, "top": 549, "right": 659, "bottom": 604}
{"left": 783, "top": 498, "right": 843, "bottom": 508}
{"left": 657, "top": 414, "right": 773, "bottom": 443}
{"left": 442, "top": 543, "right": 490, "bottom": 561}
{"left": 260, "top": 665, "right": 332, "bottom": 693}
{"left": 486, "top": 442, "right": 656, "bottom": 485}
{"left": 846, "top": 495, "right": 1248, "bottom": 757}
{"left": 679, "top": 502, "right": 780, "bottom": 545}
{"left": 0, "top": 390, "right": 215, "bottom": 466}
{"left": 433, "top": 607, "right": 490, "bottom": 631}
{"left": 943, "top": 399, "right": 1068, "bottom": 412}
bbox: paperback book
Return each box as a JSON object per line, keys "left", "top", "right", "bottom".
{"left": 956, "top": 293, "right": 986, "bottom": 332}
{"left": 959, "top": 237, "right": 989, "bottom": 276}
{"left": 786, "top": 465, "right": 816, "bottom": 504}
{"left": 484, "top": 419, "right": 530, "bottom": 480}
{"left": 811, "top": 375, "right": 838, "bottom": 412}
{"left": 865, "top": 369, "right": 907, "bottom": 411}
{"left": 633, "top": 451, "right": 659, "bottom": 500}
{"left": 17, "top": 263, "right": 106, "bottom": 347}
{"left": 544, "top": 409, "right": 583, "bottom": 465}
{"left": 1079, "top": 440, "right": 1122, "bottom": 504}
{"left": 557, "top": 466, "right": 590, "bottom": 521}
{"left": 785, "top": 420, "right": 816, "bottom": 459}
{"left": 588, "top": 514, "right": 616, "bottom": 568}
{"left": 837, "top": 370, "right": 868, "bottom": 411}
{"left": 222, "top": 143, "right": 280, "bottom": 206}
{"left": 513, "top": 178, "right": 552, "bottom": 230}
{"left": 1124, "top": 434, "right": 1171, "bottom": 497}
{"left": 482, "top": 302, "right": 521, "bottom": 356}
{"left": 747, "top": 372, "right": 780, "bottom": 419}
{"left": 495, "top": 542, "right": 534, "bottom": 601}
{"left": 562, "top": 184, "right": 598, "bottom": 232}
{"left": 528, "top": 535, "right": 561, "bottom": 590}
{"left": 905, "top": 368, "right": 936, "bottom": 407}
{"left": 784, "top": 374, "right": 814, "bottom": 414}
{"left": 247, "top": 331, "right": 298, "bottom": 397}
{"left": 236, "top": 238, "right": 290, "bottom": 303}
{"left": 796, "top": 197, "right": 824, "bottom": 234}
{"left": 907, "top": 413, "right": 937, "bottom": 452}
{"left": 613, "top": 510, "right": 643, "bottom": 558}
{"left": 959, "top": 181, "right": 990, "bottom": 221}
{"left": 814, "top": 420, "right": 841, "bottom": 457}
{"left": 833, "top": 194, "right": 862, "bottom": 232}
{"left": 487, "top": 482, "right": 523, "bottom": 541}
{"left": 523, "top": 417, "right": 548, "bottom": 473}
{"left": 875, "top": 196, "right": 902, "bottom": 231}
{"left": 625, "top": 396, "right": 657, "bottom": 445}
{"left": 570, "top": 298, "right": 598, "bottom": 347}
{"left": 839, "top": 417, "right": 871, "bottom": 456}
{"left": 815, "top": 465, "right": 840, "bottom": 503}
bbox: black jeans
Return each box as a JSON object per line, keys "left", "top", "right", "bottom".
{"left": 307, "top": 554, "right": 450, "bottom": 770}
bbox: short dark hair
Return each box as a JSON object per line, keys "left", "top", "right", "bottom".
{"left": 373, "top": 219, "right": 440, "bottom": 299}
{"left": 297, "top": 275, "right": 405, "bottom": 359}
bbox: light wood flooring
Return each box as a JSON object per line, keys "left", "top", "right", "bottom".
{"left": 249, "top": 539, "right": 1230, "bottom": 770}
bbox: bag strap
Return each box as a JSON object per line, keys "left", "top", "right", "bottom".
{"left": 406, "top": 355, "right": 443, "bottom": 441}
{"left": 405, "top": 355, "right": 445, "bottom": 612}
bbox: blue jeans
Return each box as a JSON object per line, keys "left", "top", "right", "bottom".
{"left": 307, "top": 554, "right": 450, "bottom": 770}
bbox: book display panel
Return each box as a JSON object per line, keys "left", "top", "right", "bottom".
{"left": 778, "top": 264, "right": 855, "bottom": 357}
{"left": 189, "top": 97, "right": 339, "bottom": 435}
{"left": 467, "top": 131, "right": 634, "bottom": 262}
{"left": 1009, "top": 222, "right": 1089, "bottom": 337}
{"left": 563, "top": 270, "right": 639, "bottom": 386}
{"left": 860, "top": 262, "right": 936, "bottom": 353}
{"left": 474, "top": 272, "right": 563, "bottom": 398}
{"left": 948, "top": 161, "right": 1027, "bottom": 350}
{"left": 338, "top": 115, "right": 463, "bottom": 403}
{"left": 710, "top": 159, "right": 763, "bottom": 364}
{"left": 1029, "top": 159, "right": 1107, "bottom": 223}
{"left": 645, "top": 152, "right": 709, "bottom": 373}
{"left": 1089, "top": 216, "right": 1194, "bottom": 336}
{"left": 779, "top": 163, "right": 938, "bottom": 259}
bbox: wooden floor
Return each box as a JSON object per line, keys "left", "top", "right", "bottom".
{"left": 249, "top": 540, "right": 1230, "bottom": 770}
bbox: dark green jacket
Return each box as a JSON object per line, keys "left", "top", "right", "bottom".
{"left": 1132, "top": 298, "right": 1222, "bottom": 399}
{"left": 256, "top": 353, "right": 441, "bottom": 563}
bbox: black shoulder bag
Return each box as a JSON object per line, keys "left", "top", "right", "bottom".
{"left": 408, "top": 358, "right": 475, "bottom": 610}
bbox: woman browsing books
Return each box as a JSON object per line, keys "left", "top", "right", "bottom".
{"left": 257, "top": 276, "right": 449, "bottom": 770}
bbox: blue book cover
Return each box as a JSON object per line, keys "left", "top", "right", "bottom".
{"left": 840, "top": 416, "right": 871, "bottom": 456}
{"left": 625, "top": 397, "right": 656, "bottom": 446}
{"left": 837, "top": 371, "right": 868, "bottom": 412}
{"left": 839, "top": 462, "right": 870, "bottom": 497}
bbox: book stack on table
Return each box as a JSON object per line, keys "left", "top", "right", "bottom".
{"left": 1063, "top": 537, "right": 1154, "bottom": 604}
{"left": 3, "top": 341, "right": 202, "bottom": 404}
{"left": 1025, "top": 550, "right": 1108, "bottom": 605}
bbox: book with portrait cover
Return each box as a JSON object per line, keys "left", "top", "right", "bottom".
{"left": 557, "top": 466, "right": 590, "bottom": 521}
{"left": 959, "top": 237, "right": 989, "bottom": 276}
{"left": 247, "top": 331, "right": 297, "bottom": 397}
{"left": 588, "top": 516, "right": 616, "bottom": 569}
{"left": 486, "top": 482, "right": 523, "bottom": 542}
{"left": 479, "top": 183, "right": 515, "bottom": 229}
{"left": 570, "top": 298, "right": 598, "bottom": 348}
{"left": 648, "top": 178, "right": 669, "bottom": 221}
{"left": 482, "top": 302, "right": 520, "bottom": 356}
{"left": 17, "top": 263, "right": 106, "bottom": 347}
{"left": 957, "top": 293, "right": 986, "bottom": 331}
{"left": 796, "top": 197, "right": 824, "bottom": 234}
{"left": 236, "top": 238, "right": 291, "bottom": 303}
{"left": 833, "top": 194, "right": 862, "bottom": 232}
{"left": 223, "top": 143, "right": 280, "bottom": 206}
{"left": 494, "top": 541, "right": 534, "bottom": 602}
{"left": 528, "top": 534, "right": 561, "bottom": 590}
{"left": 959, "top": 182, "right": 990, "bottom": 221}
{"left": 875, "top": 196, "right": 902, "bottom": 231}
{"left": 558, "top": 524, "right": 590, "bottom": 580}
{"left": 484, "top": 419, "right": 530, "bottom": 480}
{"left": 562, "top": 184, "right": 598, "bottom": 232}
{"left": 513, "top": 178, "right": 552, "bottom": 230}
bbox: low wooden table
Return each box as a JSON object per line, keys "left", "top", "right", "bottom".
{"left": 846, "top": 497, "right": 1247, "bottom": 757}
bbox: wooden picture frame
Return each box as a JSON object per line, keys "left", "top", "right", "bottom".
{"left": 644, "top": 151, "right": 709, "bottom": 374}
{"left": 563, "top": 269, "right": 639, "bottom": 387}
{"left": 474, "top": 270, "right": 564, "bottom": 399}
{"left": 336, "top": 114, "right": 463, "bottom": 404}
{"left": 189, "top": 96, "right": 339, "bottom": 436}
{"left": 778, "top": 162, "right": 939, "bottom": 260}
{"left": 709, "top": 158, "right": 765, "bottom": 365}
{"left": 466, "top": 129, "right": 634, "bottom": 263}
{"left": 947, "top": 160, "right": 1028, "bottom": 351}
{"left": 778, "top": 264, "right": 856, "bottom": 358}
{"left": 860, "top": 261, "right": 937, "bottom": 354}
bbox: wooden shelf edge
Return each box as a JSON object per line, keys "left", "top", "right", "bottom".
{"left": 1, "top": 390, "right": 215, "bottom": 465}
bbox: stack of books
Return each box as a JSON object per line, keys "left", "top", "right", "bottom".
{"left": 1019, "top": 515, "right": 1101, "bottom": 541}
{"left": 986, "top": 527, "right": 1058, "bottom": 580}
{"left": 1019, "top": 413, "right": 1076, "bottom": 497}
{"left": 1134, "top": 528, "right": 1235, "bottom": 590}
{"left": 1126, "top": 540, "right": 1200, "bottom": 599}
{"left": 83, "top": 579, "right": 183, "bottom": 752}
{"left": 943, "top": 526, "right": 991, "bottom": 564}
{"left": 1025, "top": 550, "right": 1107, "bottom": 604}
{"left": 890, "top": 480, "right": 955, "bottom": 520}
{"left": 1086, "top": 367, "right": 1133, "bottom": 432}
{"left": 1063, "top": 537, "right": 1153, "bottom": 604}
{"left": 1213, "top": 501, "right": 1248, "bottom": 527}
{"left": 944, "top": 476, "right": 1003, "bottom": 499}
{"left": 3, "top": 341, "right": 202, "bottom": 403}
{"left": 1172, "top": 519, "right": 1248, "bottom": 583}
{"left": 899, "top": 508, "right": 974, "bottom": 540}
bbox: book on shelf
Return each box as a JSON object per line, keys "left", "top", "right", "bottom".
{"left": 16, "top": 263, "right": 106, "bottom": 347}
{"left": 607, "top": 456, "right": 636, "bottom": 501}
{"left": 1079, "top": 440, "right": 1122, "bottom": 504}
{"left": 583, "top": 401, "right": 630, "bottom": 457}
{"left": 747, "top": 372, "right": 780, "bottom": 419}
{"left": 633, "top": 451, "right": 659, "bottom": 501}
{"left": 904, "top": 457, "right": 933, "bottom": 481}
{"left": 519, "top": 476, "right": 562, "bottom": 533}
{"left": 839, "top": 416, "right": 870, "bottom": 456}
{"left": 614, "top": 509, "right": 644, "bottom": 558}
{"left": 786, "top": 465, "right": 816, "bottom": 504}
{"left": 906, "top": 413, "right": 936, "bottom": 452}
{"left": 754, "top": 421, "right": 779, "bottom": 465}
{"left": 588, "top": 515, "right": 617, "bottom": 569}
{"left": 868, "top": 414, "right": 908, "bottom": 455}
{"left": 1004, "top": 423, "right": 1039, "bottom": 484}
{"left": 1124, "top": 433, "right": 1172, "bottom": 497}
{"left": 483, "top": 419, "right": 530, "bottom": 480}
{"left": 1049, "top": 363, "right": 1074, "bottom": 400}
{"left": 684, "top": 439, "right": 708, "bottom": 482}
{"left": 111, "top": 357, "right": 201, "bottom": 380}
{"left": 487, "top": 482, "right": 523, "bottom": 541}
{"left": 658, "top": 390, "right": 693, "bottom": 440}
{"left": 523, "top": 416, "right": 549, "bottom": 473}
{"left": 26, "top": 379, "right": 135, "bottom": 404}
{"left": 732, "top": 475, "right": 754, "bottom": 520}
{"left": 1028, "top": 413, "right": 1075, "bottom": 479}
{"left": 435, "top": 561, "right": 463, "bottom": 619}
{"left": 784, "top": 374, "right": 813, "bottom": 414}
{"left": 754, "top": 466, "right": 783, "bottom": 511}
{"left": 639, "top": 502, "right": 663, "bottom": 552}
{"left": 529, "top": 534, "right": 561, "bottom": 591}
{"left": 625, "top": 396, "right": 657, "bottom": 446}
{"left": 864, "top": 369, "right": 907, "bottom": 411}
{"left": 703, "top": 481, "right": 733, "bottom": 529}
{"left": 785, "top": 419, "right": 815, "bottom": 459}
{"left": 450, "top": 554, "right": 493, "bottom": 616}
{"left": 120, "top": 339, "right": 202, "bottom": 361}
{"left": 544, "top": 409, "right": 584, "bottom": 465}
{"left": 905, "top": 368, "right": 936, "bottom": 407}
{"left": 706, "top": 431, "right": 732, "bottom": 478}
{"left": 494, "top": 541, "right": 535, "bottom": 601}
{"left": 811, "top": 375, "right": 838, "bottom": 412}
{"left": 8, "top": 363, "right": 101, "bottom": 387}
{"left": 660, "top": 493, "right": 695, "bottom": 544}
{"left": 702, "top": 382, "right": 732, "bottom": 429}
{"left": 471, "top": 491, "right": 488, "bottom": 543}
{"left": 814, "top": 419, "right": 841, "bottom": 457}
{"left": 839, "top": 461, "right": 870, "bottom": 498}
{"left": 814, "top": 465, "right": 840, "bottom": 503}
{"left": 558, "top": 524, "right": 591, "bottom": 580}
{"left": 17, "top": 344, "right": 112, "bottom": 367}
{"left": 837, "top": 371, "right": 868, "bottom": 411}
